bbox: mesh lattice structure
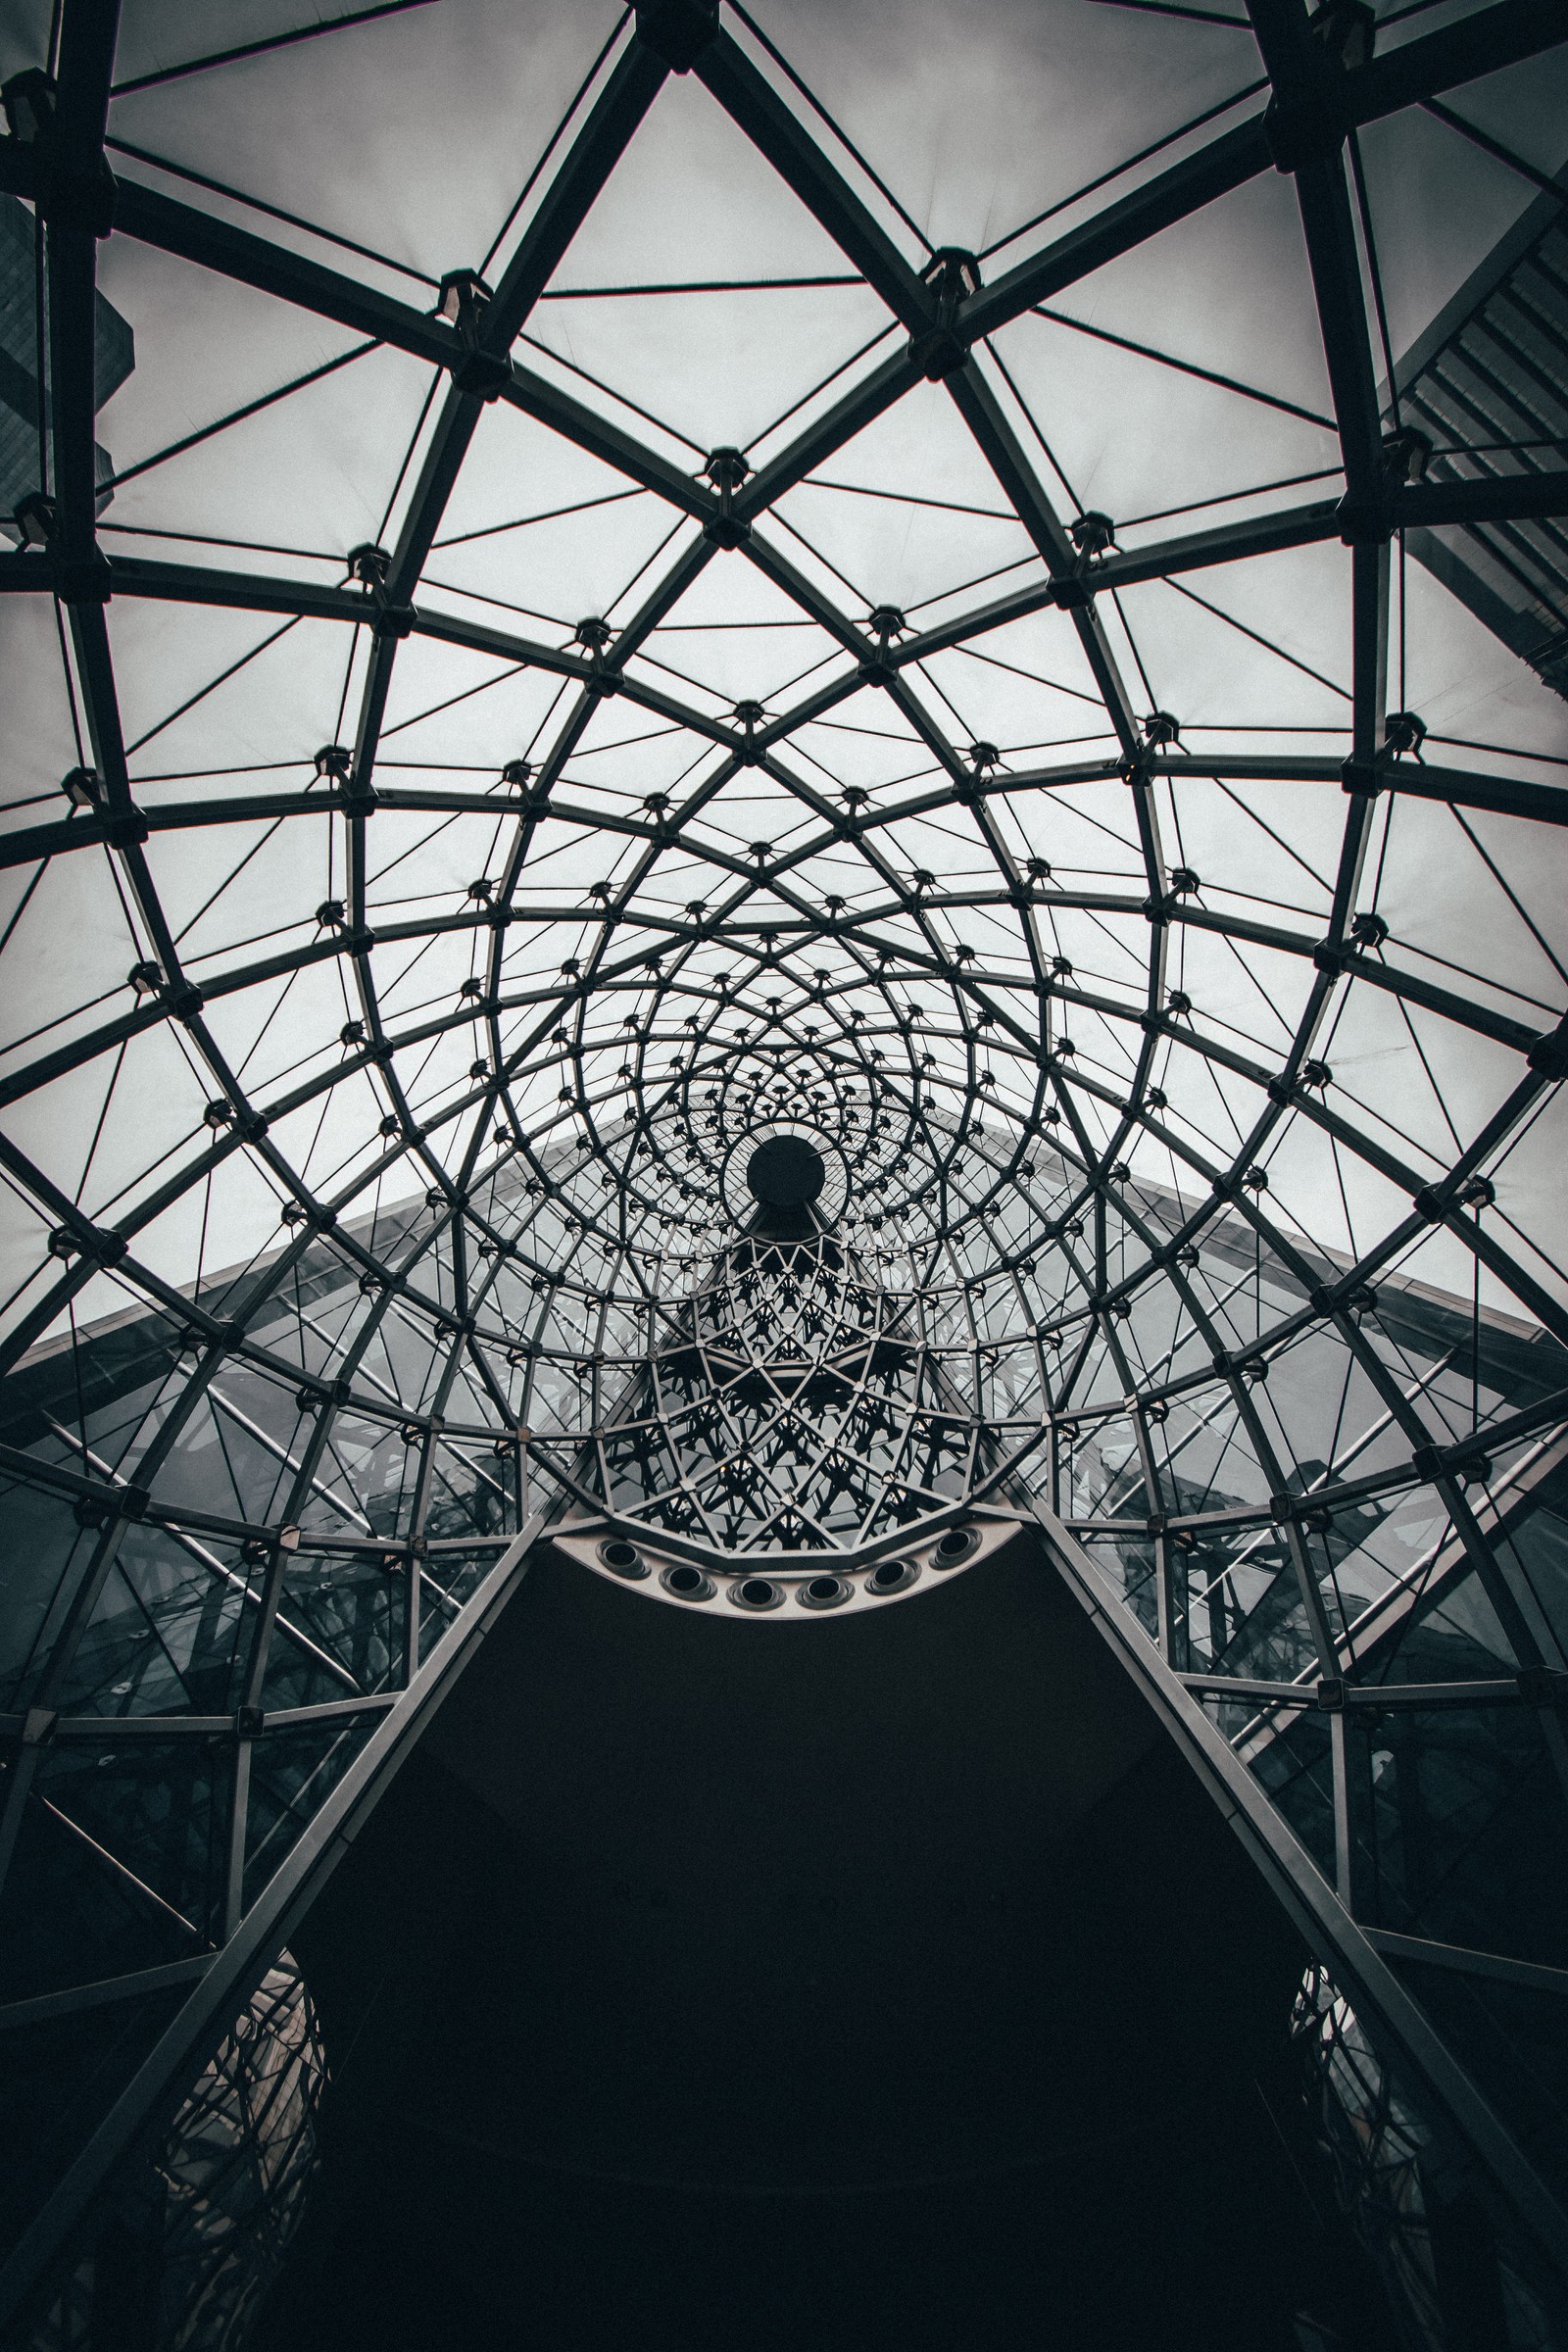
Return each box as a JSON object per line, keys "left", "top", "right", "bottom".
{"left": 1296, "top": 1962, "right": 1560, "bottom": 2350}
{"left": 26, "top": 1955, "right": 324, "bottom": 2352}
{"left": 1, "top": 0, "right": 1568, "bottom": 2322}
{"left": 595, "top": 1203, "right": 1018, "bottom": 1554}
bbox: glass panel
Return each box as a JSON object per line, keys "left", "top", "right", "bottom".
{"left": 1, "top": 1, "right": 1566, "bottom": 2313}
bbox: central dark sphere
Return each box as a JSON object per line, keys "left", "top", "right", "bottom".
{"left": 746, "top": 1134, "right": 826, "bottom": 1209}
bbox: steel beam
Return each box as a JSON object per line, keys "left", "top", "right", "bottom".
{"left": 1031, "top": 1494, "right": 1568, "bottom": 2283}
{"left": 960, "top": 0, "right": 1568, "bottom": 346}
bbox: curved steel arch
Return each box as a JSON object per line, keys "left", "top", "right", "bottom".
{"left": 2, "top": 0, "right": 1568, "bottom": 2326}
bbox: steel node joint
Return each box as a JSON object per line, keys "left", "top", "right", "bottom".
{"left": 906, "top": 323, "right": 969, "bottom": 381}
{"left": 1263, "top": 88, "right": 1347, "bottom": 175}
{"left": 1335, "top": 494, "right": 1395, "bottom": 547}
{"left": 54, "top": 556, "right": 114, "bottom": 606}
{"left": 906, "top": 251, "right": 982, "bottom": 381}
{"left": 49, "top": 1220, "right": 128, "bottom": 1268}
{"left": 74, "top": 1480, "right": 152, "bottom": 1524}
{"left": 3, "top": 74, "right": 117, "bottom": 230}
{"left": 90, "top": 807, "right": 152, "bottom": 851}
{"left": 451, "top": 347, "right": 512, "bottom": 403}
{"left": 33, "top": 152, "right": 118, "bottom": 238}
{"left": 434, "top": 271, "right": 511, "bottom": 402}
{"left": 634, "top": 0, "right": 718, "bottom": 71}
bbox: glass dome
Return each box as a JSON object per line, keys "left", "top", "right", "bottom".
{"left": 1, "top": 0, "right": 1567, "bottom": 2328}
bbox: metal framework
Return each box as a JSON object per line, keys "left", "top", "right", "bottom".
{"left": 1, "top": 0, "right": 1568, "bottom": 2330}
{"left": 1384, "top": 155, "right": 1568, "bottom": 706}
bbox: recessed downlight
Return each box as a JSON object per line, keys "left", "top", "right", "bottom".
{"left": 934, "top": 1526, "right": 979, "bottom": 1567}
{"left": 662, "top": 1562, "right": 714, "bottom": 1601}
{"left": 868, "top": 1557, "right": 916, "bottom": 1595}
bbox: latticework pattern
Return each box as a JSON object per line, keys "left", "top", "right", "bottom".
{"left": 1, "top": 0, "right": 1567, "bottom": 2326}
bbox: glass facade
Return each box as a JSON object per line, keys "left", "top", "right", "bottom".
{"left": 1388, "top": 165, "right": 1568, "bottom": 707}
{"left": 25, "top": 1955, "right": 324, "bottom": 2352}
